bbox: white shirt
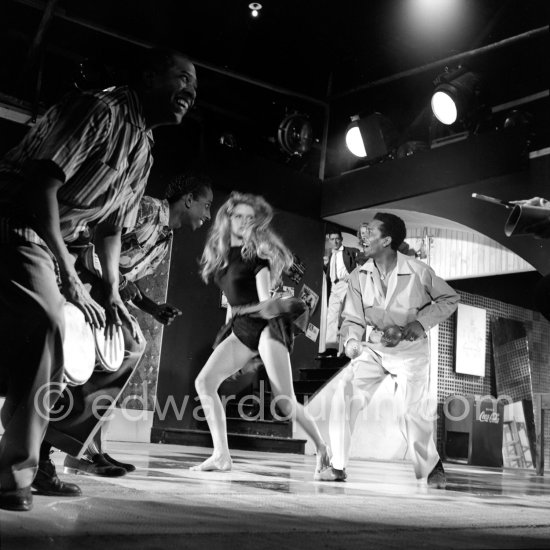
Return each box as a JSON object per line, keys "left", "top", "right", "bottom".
{"left": 330, "top": 246, "right": 349, "bottom": 283}
{"left": 341, "top": 252, "right": 459, "bottom": 345}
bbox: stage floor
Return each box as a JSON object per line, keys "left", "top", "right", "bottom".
{"left": 1, "top": 442, "right": 550, "bottom": 549}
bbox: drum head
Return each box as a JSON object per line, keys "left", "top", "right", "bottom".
{"left": 94, "top": 324, "right": 124, "bottom": 372}
{"left": 63, "top": 303, "right": 95, "bottom": 386}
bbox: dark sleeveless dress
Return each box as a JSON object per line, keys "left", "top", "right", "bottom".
{"left": 214, "top": 247, "right": 304, "bottom": 351}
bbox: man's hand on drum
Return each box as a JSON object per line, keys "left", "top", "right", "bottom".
{"left": 104, "top": 289, "right": 142, "bottom": 343}
{"left": 61, "top": 271, "right": 106, "bottom": 329}
{"left": 152, "top": 303, "right": 182, "bottom": 326}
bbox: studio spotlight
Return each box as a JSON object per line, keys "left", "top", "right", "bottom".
{"left": 219, "top": 132, "right": 238, "bottom": 149}
{"left": 431, "top": 67, "right": 481, "bottom": 126}
{"left": 345, "top": 115, "right": 366, "bottom": 157}
{"left": 345, "top": 113, "right": 398, "bottom": 160}
{"left": 277, "top": 112, "right": 313, "bottom": 156}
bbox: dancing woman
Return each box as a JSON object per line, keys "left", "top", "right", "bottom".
{"left": 191, "top": 192, "right": 330, "bottom": 477}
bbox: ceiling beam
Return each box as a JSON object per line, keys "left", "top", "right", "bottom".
{"left": 331, "top": 25, "right": 549, "bottom": 100}
{"left": 0, "top": 100, "right": 37, "bottom": 125}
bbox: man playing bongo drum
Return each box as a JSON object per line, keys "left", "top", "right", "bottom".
{"left": 0, "top": 48, "right": 197, "bottom": 511}
{"left": 45, "top": 174, "right": 212, "bottom": 479}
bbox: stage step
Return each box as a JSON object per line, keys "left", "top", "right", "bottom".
{"left": 156, "top": 355, "right": 349, "bottom": 455}
{"left": 197, "top": 417, "right": 292, "bottom": 438}
{"left": 151, "top": 428, "right": 306, "bottom": 454}
{"left": 299, "top": 367, "right": 341, "bottom": 380}
{"left": 292, "top": 379, "right": 327, "bottom": 394}
{"left": 314, "top": 355, "right": 349, "bottom": 368}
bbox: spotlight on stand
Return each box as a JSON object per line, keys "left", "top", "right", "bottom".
{"left": 277, "top": 112, "right": 313, "bottom": 157}
{"left": 431, "top": 66, "right": 481, "bottom": 126}
{"left": 345, "top": 112, "right": 398, "bottom": 161}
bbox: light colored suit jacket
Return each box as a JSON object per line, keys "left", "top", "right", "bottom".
{"left": 340, "top": 252, "right": 459, "bottom": 344}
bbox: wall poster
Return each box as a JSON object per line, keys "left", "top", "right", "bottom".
{"left": 455, "top": 303, "right": 487, "bottom": 377}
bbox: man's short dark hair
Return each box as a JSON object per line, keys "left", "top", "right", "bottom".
{"left": 165, "top": 173, "right": 212, "bottom": 204}
{"left": 328, "top": 230, "right": 343, "bottom": 239}
{"left": 374, "top": 212, "right": 406, "bottom": 251}
{"left": 128, "top": 47, "right": 190, "bottom": 88}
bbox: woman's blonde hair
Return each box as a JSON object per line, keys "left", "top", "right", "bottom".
{"left": 200, "top": 192, "right": 294, "bottom": 286}
{"left": 357, "top": 222, "right": 369, "bottom": 244}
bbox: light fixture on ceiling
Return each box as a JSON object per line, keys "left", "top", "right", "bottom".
{"left": 249, "top": 3, "right": 262, "bottom": 18}
{"left": 345, "top": 112, "right": 398, "bottom": 160}
{"left": 345, "top": 115, "right": 366, "bottom": 157}
{"left": 431, "top": 66, "right": 481, "bottom": 126}
{"left": 502, "top": 109, "right": 532, "bottom": 130}
{"left": 277, "top": 112, "right": 313, "bottom": 156}
{"left": 219, "top": 132, "right": 238, "bottom": 149}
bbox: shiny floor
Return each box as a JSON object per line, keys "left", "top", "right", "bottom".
{"left": 1, "top": 442, "right": 550, "bottom": 549}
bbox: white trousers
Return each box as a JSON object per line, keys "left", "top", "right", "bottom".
{"left": 328, "top": 338, "right": 439, "bottom": 479}
{"left": 325, "top": 281, "right": 348, "bottom": 349}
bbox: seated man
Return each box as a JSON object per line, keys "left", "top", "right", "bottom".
{"left": 36, "top": 174, "right": 213, "bottom": 486}
{"left": 317, "top": 213, "right": 459, "bottom": 487}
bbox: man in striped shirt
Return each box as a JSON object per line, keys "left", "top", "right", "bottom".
{"left": 0, "top": 48, "right": 197, "bottom": 511}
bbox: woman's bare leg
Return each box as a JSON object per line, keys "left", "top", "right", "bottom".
{"left": 258, "top": 330, "right": 331, "bottom": 475}
{"left": 192, "top": 333, "right": 256, "bottom": 471}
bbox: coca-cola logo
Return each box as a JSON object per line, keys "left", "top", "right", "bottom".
{"left": 478, "top": 410, "right": 500, "bottom": 423}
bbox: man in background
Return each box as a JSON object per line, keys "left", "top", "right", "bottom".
{"left": 320, "top": 231, "right": 358, "bottom": 357}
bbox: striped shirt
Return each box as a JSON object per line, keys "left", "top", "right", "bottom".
{"left": 119, "top": 196, "right": 172, "bottom": 282}
{"left": 0, "top": 86, "right": 153, "bottom": 244}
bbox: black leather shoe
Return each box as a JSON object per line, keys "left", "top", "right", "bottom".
{"left": 0, "top": 486, "right": 33, "bottom": 512}
{"left": 32, "top": 458, "right": 82, "bottom": 496}
{"left": 102, "top": 453, "right": 136, "bottom": 473}
{"left": 427, "top": 459, "right": 447, "bottom": 489}
{"left": 63, "top": 453, "right": 127, "bottom": 477}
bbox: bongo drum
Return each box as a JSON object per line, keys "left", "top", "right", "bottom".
{"left": 63, "top": 302, "right": 95, "bottom": 386}
{"left": 94, "top": 323, "right": 125, "bottom": 372}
